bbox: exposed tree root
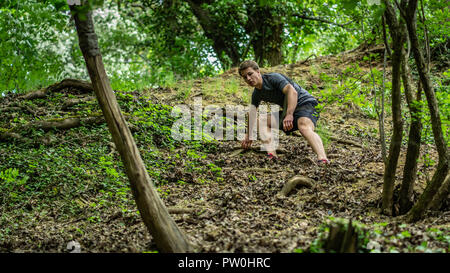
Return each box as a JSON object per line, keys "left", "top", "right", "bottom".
{"left": 61, "top": 96, "right": 95, "bottom": 110}
{"left": 22, "top": 116, "right": 105, "bottom": 132}
{"left": 0, "top": 104, "right": 39, "bottom": 116}
{"left": 0, "top": 131, "right": 30, "bottom": 143}
{"left": 18, "top": 89, "right": 47, "bottom": 100}
{"left": 18, "top": 79, "right": 93, "bottom": 100}
{"left": 0, "top": 107, "right": 22, "bottom": 112}
{"left": 0, "top": 116, "right": 104, "bottom": 144}
{"left": 0, "top": 79, "right": 143, "bottom": 144}
{"left": 230, "top": 146, "right": 288, "bottom": 157}
{"left": 278, "top": 175, "right": 315, "bottom": 197}
{"left": 0, "top": 113, "right": 140, "bottom": 144}
{"left": 168, "top": 207, "right": 198, "bottom": 214}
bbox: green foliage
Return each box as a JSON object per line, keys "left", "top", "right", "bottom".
{"left": 306, "top": 217, "right": 370, "bottom": 253}
{"left": 1, "top": 0, "right": 448, "bottom": 96}
{"left": 0, "top": 168, "right": 30, "bottom": 203}
{"left": 427, "top": 228, "right": 450, "bottom": 251}
{"left": 0, "top": 0, "right": 72, "bottom": 93}
{"left": 315, "top": 123, "right": 331, "bottom": 150}
{"left": 0, "top": 88, "right": 221, "bottom": 226}
{"left": 0, "top": 0, "right": 215, "bottom": 94}
{"left": 434, "top": 70, "right": 450, "bottom": 143}
{"left": 201, "top": 77, "right": 243, "bottom": 102}
{"left": 0, "top": 1, "right": 372, "bottom": 94}
{"left": 366, "top": 223, "right": 449, "bottom": 253}
{"left": 115, "top": 0, "right": 219, "bottom": 78}
{"left": 399, "top": 69, "right": 449, "bottom": 145}
{"left": 317, "top": 62, "right": 385, "bottom": 119}
{"left": 175, "top": 79, "right": 193, "bottom": 101}
{"left": 132, "top": 101, "right": 179, "bottom": 148}
{"left": 301, "top": 218, "right": 449, "bottom": 253}
{"left": 418, "top": 0, "right": 450, "bottom": 69}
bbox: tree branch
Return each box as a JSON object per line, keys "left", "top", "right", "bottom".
{"left": 291, "top": 13, "right": 354, "bottom": 30}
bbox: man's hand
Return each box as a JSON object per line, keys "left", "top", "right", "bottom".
{"left": 241, "top": 134, "right": 253, "bottom": 149}
{"left": 283, "top": 114, "right": 294, "bottom": 131}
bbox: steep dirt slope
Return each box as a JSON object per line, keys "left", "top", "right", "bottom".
{"left": 1, "top": 46, "right": 448, "bottom": 253}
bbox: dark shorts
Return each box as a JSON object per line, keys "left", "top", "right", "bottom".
{"left": 277, "top": 102, "right": 320, "bottom": 133}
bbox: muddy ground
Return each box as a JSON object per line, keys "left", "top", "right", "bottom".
{"left": 162, "top": 118, "right": 449, "bottom": 253}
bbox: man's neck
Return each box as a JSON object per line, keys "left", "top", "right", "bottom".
{"left": 255, "top": 76, "right": 263, "bottom": 90}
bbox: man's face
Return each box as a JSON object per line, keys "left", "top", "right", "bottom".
{"left": 240, "top": 67, "right": 262, "bottom": 88}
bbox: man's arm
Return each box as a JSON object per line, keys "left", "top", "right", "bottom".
{"left": 282, "top": 84, "right": 298, "bottom": 115}
{"left": 282, "top": 84, "right": 298, "bottom": 131}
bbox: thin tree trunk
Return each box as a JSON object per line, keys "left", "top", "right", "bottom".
{"left": 418, "top": 0, "right": 431, "bottom": 72}
{"left": 398, "top": 48, "right": 422, "bottom": 215}
{"left": 403, "top": 0, "right": 449, "bottom": 222}
{"left": 381, "top": 15, "right": 392, "bottom": 57}
{"left": 429, "top": 174, "right": 450, "bottom": 211}
{"left": 378, "top": 47, "right": 388, "bottom": 165}
{"left": 69, "top": 2, "right": 192, "bottom": 252}
{"left": 409, "top": 161, "right": 450, "bottom": 221}
{"left": 381, "top": 0, "right": 406, "bottom": 216}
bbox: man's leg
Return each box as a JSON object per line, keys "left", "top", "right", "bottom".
{"left": 297, "top": 117, "right": 328, "bottom": 161}
{"left": 259, "top": 113, "right": 278, "bottom": 155}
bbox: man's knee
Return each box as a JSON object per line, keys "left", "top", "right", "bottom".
{"left": 298, "top": 125, "right": 310, "bottom": 136}
{"left": 297, "top": 118, "right": 314, "bottom": 135}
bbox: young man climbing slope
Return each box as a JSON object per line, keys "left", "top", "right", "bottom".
{"left": 239, "top": 60, "right": 329, "bottom": 164}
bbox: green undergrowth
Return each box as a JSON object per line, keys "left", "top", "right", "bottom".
{"left": 0, "top": 88, "right": 224, "bottom": 239}
{"left": 296, "top": 217, "right": 449, "bottom": 253}
{"left": 315, "top": 61, "right": 449, "bottom": 146}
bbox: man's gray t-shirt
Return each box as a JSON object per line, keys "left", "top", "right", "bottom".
{"left": 251, "top": 73, "right": 317, "bottom": 109}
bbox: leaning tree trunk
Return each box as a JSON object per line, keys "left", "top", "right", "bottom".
{"left": 428, "top": 174, "right": 450, "bottom": 211}
{"left": 185, "top": 0, "right": 241, "bottom": 67}
{"left": 398, "top": 48, "right": 423, "bottom": 215}
{"left": 403, "top": 0, "right": 449, "bottom": 222}
{"left": 245, "top": 3, "right": 284, "bottom": 67}
{"left": 69, "top": 2, "right": 192, "bottom": 252}
{"left": 380, "top": 0, "right": 406, "bottom": 216}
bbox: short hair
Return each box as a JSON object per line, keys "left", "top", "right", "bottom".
{"left": 238, "top": 60, "right": 259, "bottom": 76}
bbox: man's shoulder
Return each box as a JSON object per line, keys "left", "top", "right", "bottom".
{"left": 263, "top": 72, "right": 285, "bottom": 79}
{"left": 263, "top": 72, "right": 291, "bottom": 84}
{"left": 262, "top": 73, "right": 291, "bottom": 92}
